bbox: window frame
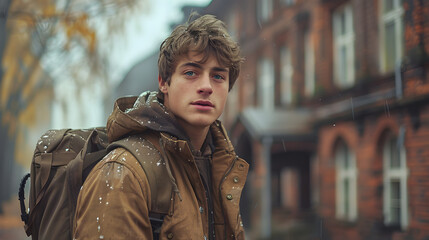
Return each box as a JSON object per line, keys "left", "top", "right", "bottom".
{"left": 280, "top": 46, "right": 294, "bottom": 106}
{"left": 304, "top": 30, "right": 315, "bottom": 97}
{"left": 335, "top": 140, "right": 358, "bottom": 221}
{"left": 383, "top": 128, "right": 409, "bottom": 230}
{"left": 257, "top": 0, "right": 273, "bottom": 23}
{"left": 258, "top": 58, "right": 275, "bottom": 110}
{"left": 332, "top": 3, "right": 355, "bottom": 88}
{"left": 379, "top": 0, "right": 404, "bottom": 73}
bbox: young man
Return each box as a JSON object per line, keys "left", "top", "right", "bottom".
{"left": 73, "top": 14, "right": 248, "bottom": 239}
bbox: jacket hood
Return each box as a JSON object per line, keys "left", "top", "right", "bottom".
{"left": 107, "top": 91, "right": 189, "bottom": 143}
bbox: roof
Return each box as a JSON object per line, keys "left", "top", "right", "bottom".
{"left": 239, "top": 107, "right": 315, "bottom": 141}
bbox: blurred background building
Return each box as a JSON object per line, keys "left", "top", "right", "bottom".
{"left": 203, "top": 0, "right": 429, "bottom": 239}
{"left": 1, "top": 0, "right": 429, "bottom": 239}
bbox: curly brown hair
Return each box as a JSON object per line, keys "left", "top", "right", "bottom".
{"left": 158, "top": 14, "right": 243, "bottom": 91}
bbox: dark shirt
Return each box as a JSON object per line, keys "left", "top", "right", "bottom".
{"left": 193, "top": 131, "right": 216, "bottom": 240}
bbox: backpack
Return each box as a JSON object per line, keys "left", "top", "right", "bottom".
{"left": 19, "top": 127, "right": 172, "bottom": 240}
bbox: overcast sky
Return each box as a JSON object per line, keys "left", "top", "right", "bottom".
{"left": 109, "top": 0, "right": 211, "bottom": 85}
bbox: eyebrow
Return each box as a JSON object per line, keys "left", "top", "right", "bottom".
{"left": 180, "top": 62, "right": 229, "bottom": 73}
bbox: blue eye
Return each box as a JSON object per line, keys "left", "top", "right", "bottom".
{"left": 213, "top": 74, "right": 225, "bottom": 80}
{"left": 185, "top": 71, "right": 195, "bottom": 76}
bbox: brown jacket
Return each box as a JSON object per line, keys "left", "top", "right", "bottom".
{"left": 73, "top": 91, "right": 249, "bottom": 239}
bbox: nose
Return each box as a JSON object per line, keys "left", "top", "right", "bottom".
{"left": 197, "top": 73, "right": 213, "bottom": 95}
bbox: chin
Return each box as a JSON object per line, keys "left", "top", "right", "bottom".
{"left": 194, "top": 120, "right": 215, "bottom": 128}
{"left": 190, "top": 118, "right": 217, "bottom": 128}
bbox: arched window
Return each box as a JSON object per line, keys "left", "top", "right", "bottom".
{"left": 383, "top": 128, "right": 408, "bottom": 229}
{"left": 335, "top": 139, "right": 357, "bottom": 221}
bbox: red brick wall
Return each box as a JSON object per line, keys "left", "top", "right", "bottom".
{"left": 406, "top": 104, "right": 429, "bottom": 240}
{"left": 221, "top": 0, "right": 429, "bottom": 239}
{"left": 317, "top": 104, "right": 429, "bottom": 239}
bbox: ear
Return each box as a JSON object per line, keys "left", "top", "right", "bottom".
{"left": 158, "top": 75, "right": 168, "bottom": 93}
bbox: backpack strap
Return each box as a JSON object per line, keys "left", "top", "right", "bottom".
{"left": 66, "top": 129, "right": 108, "bottom": 227}
{"left": 25, "top": 128, "right": 70, "bottom": 236}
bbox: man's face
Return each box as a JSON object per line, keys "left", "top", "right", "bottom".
{"left": 159, "top": 52, "right": 229, "bottom": 133}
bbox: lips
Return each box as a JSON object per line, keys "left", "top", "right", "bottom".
{"left": 191, "top": 100, "right": 214, "bottom": 109}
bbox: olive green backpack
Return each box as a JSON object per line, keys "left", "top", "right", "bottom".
{"left": 19, "top": 127, "right": 172, "bottom": 240}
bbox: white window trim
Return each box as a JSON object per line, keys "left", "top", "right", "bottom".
{"left": 258, "top": 0, "right": 273, "bottom": 23}
{"left": 280, "top": 46, "right": 293, "bottom": 106}
{"left": 332, "top": 3, "right": 355, "bottom": 88}
{"left": 379, "top": 0, "right": 404, "bottom": 73}
{"left": 335, "top": 141, "right": 358, "bottom": 221}
{"left": 258, "top": 58, "right": 275, "bottom": 110}
{"left": 383, "top": 128, "right": 409, "bottom": 230}
{"left": 304, "top": 31, "right": 315, "bottom": 96}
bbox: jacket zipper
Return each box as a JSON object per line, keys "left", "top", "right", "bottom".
{"left": 218, "top": 154, "right": 238, "bottom": 239}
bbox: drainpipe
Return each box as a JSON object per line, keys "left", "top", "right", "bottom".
{"left": 261, "top": 136, "right": 273, "bottom": 239}
{"left": 395, "top": 59, "right": 403, "bottom": 100}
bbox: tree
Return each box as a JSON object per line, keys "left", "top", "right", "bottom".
{"left": 0, "top": 0, "right": 146, "bottom": 209}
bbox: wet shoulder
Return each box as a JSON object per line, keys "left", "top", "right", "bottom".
{"left": 92, "top": 147, "right": 149, "bottom": 185}
{"left": 97, "top": 144, "right": 163, "bottom": 180}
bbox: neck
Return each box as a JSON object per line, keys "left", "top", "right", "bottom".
{"left": 180, "top": 124, "right": 210, "bottom": 151}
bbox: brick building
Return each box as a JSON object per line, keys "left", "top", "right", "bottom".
{"left": 202, "top": 0, "right": 429, "bottom": 239}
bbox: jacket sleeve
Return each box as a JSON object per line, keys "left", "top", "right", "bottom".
{"left": 73, "top": 148, "right": 153, "bottom": 240}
